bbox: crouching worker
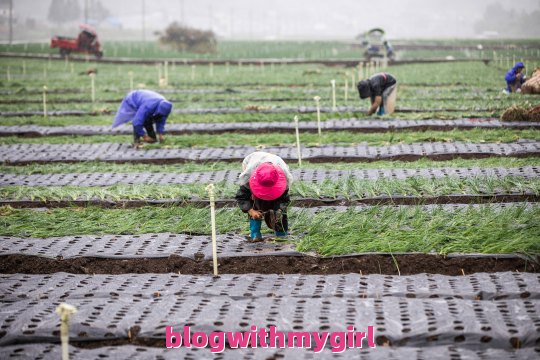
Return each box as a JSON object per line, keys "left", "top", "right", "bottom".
{"left": 504, "top": 62, "right": 526, "bottom": 94}
{"left": 357, "top": 72, "right": 397, "bottom": 115}
{"left": 235, "top": 151, "right": 293, "bottom": 242}
{"left": 112, "top": 90, "right": 173, "bottom": 146}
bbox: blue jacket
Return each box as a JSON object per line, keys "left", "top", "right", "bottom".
{"left": 112, "top": 90, "right": 173, "bottom": 137}
{"left": 505, "top": 62, "right": 525, "bottom": 92}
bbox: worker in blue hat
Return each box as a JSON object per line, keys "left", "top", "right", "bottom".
{"left": 504, "top": 62, "right": 526, "bottom": 94}
{"left": 112, "top": 90, "right": 173, "bottom": 145}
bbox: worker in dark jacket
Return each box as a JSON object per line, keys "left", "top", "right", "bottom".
{"left": 504, "top": 62, "right": 526, "bottom": 94}
{"left": 357, "top": 72, "right": 397, "bottom": 115}
{"left": 235, "top": 152, "right": 293, "bottom": 242}
{"left": 112, "top": 90, "right": 173, "bottom": 145}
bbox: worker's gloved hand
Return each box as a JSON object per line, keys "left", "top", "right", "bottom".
{"left": 248, "top": 208, "right": 263, "bottom": 220}
{"left": 142, "top": 135, "right": 156, "bottom": 143}
{"left": 159, "top": 134, "right": 165, "bottom": 143}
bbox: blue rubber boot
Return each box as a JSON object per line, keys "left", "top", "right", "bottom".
{"left": 377, "top": 104, "right": 385, "bottom": 116}
{"left": 275, "top": 231, "right": 288, "bottom": 238}
{"left": 249, "top": 219, "right": 262, "bottom": 240}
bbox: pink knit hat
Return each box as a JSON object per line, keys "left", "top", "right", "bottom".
{"left": 249, "top": 163, "right": 287, "bottom": 201}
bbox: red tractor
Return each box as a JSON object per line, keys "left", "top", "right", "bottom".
{"left": 51, "top": 24, "right": 103, "bottom": 58}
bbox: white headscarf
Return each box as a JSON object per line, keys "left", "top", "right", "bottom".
{"left": 238, "top": 151, "right": 293, "bottom": 186}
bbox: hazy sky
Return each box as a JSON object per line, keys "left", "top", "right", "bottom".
{"left": 10, "top": 0, "right": 540, "bottom": 39}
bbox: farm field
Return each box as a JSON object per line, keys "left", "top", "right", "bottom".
{"left": 0, "top": 40, "right": 539, "bottom": 359}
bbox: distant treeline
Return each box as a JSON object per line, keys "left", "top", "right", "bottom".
{"left": 475, "top": 2, "right": 540, "bottom": 37}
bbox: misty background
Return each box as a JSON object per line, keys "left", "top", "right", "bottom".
{"left": 2, "top": 0, "right": 540, "bottom": 41}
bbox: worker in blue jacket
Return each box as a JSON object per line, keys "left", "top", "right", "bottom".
{"left": 112, "top": 90, "right": 173, "bottom": 145}
{"left": 504, "top": 62, "right": 526, "bottom": 94}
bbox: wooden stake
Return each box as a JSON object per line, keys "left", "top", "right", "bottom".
{"left": 209, "top": 62, "right": 214, "bottom": 77}
{"left": 56, "top": 303, "right": 77, "bottom": 360}
{"left": 294, "top": 115, "right": 302, "bottom": 167}
{"left": 226, "top": 61, "right": 230, "bottom": 74}
{"left": 205, "top": 184, "right": 219, "bottom": 276}
{"left": 70, "top": 63, "right": 74, "bottom": 75}
{"left": 344, "top": 78, "right": 348, "bottom": 103}
{"left": 128, "top": 71, "right": 134, "bottom": 91}
{"left": 314, "top": 96, "right": 322, "bottom": 142}
{"left": 191, "top": 65, "right": 196, "bottom": 81}
{"left": 43, "top": 86, "right": 47, "bottom": 118}
{"left": 90, "top": 73, "right": 95, "bottom": 103}
{"left": 164, "top": 61, "right": 169, "bottom": 84}
{"left": 331, "top": 79, "right": 336, "bottom": 111}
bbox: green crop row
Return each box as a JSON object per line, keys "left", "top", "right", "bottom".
{"left": 1, "top": 59, "right": 538, "bottom": 91}
{"left": 1, "top": 204, "right": 538, "bottom": 256}
{"left": 1, "top": 157, "right": 538, "bottom": 175}
{"left": 2, "top": 39, "right": 539, "bottom": 61}
{"left": 2, "top": 128, "right": 538, "bottom": 148}
{"left": 1, "top": 176, "right": 538, "bottom": 201}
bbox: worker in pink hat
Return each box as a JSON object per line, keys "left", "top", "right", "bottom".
{"left": 235, "top": 151, "right": 293, "bottom": 242}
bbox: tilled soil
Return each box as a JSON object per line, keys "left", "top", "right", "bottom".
{"left": 1, "top": 254, "right": 537, "bottom": 275}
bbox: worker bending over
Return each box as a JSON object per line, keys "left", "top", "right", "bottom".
{"left": 112, "top": 90, "right": 173, "bottom": 146}
{"left": 357, "top": 72, "right": 398, "bottom": 116}
{"left": 504, "top": 62, "right": 526, "bottom": 94}
{"left": 235, "top": 151, "right": 293, "bottom": 242}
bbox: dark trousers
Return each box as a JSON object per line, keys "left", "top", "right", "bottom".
{"left": 133, "top": 118, "right": 157, "bottom": 143}
{"left": 252, "top": 198, "right": 288, "bottom": 233}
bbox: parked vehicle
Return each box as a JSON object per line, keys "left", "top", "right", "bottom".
{"left": 50, "top": 24, "right": 103, "bottom": 58}
{"left": 356, "top": 28, "right": 395, "bottom": 61}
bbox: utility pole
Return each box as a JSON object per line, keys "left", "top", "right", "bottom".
{"left": 229, "top": 7, "right": 233, "bottom": 38}
{"left": 180, "top": 0, "right": 185, "bottom": 24}
{"left": 208, "top": 4, "right": 212, "bottom": 30}
{"left": 8, "top": 0, "right": 13, "bottom": 44}
{"left": 142, "top": 0, "right": 146, "bottom": 42}
{"left": 249, "top": 9, "right": 253, "bottom": 39}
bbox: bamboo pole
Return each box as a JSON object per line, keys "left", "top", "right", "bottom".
{"left": 294, "top": 115, "right": 302, "bottom": 167}
{"left": 344, "top": 78, "right": 348, "bottom": 103}
{"left": 314, "top": 96, "right": 322, "bottom": 143}
{"left": 128, "top": 71, "right": 134, "bottom": 91}
{"left": 331, "top": 79, "right": 336, "bottom": 111}
{"left": 90, "top": 73, "right": 95, "bottom": 103}
{"left": 43, "top": 86, "right": 47, "bottom": 118}
{"left": 205, "top": 184, "right": 219, "bottom": 276}
{"left": 56, "top": 303, "right": 77, "bottom": 360}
